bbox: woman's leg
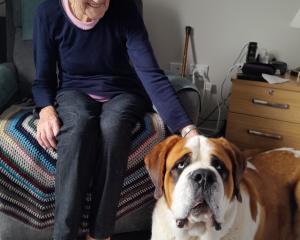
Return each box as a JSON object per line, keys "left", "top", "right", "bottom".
{"left": 88, "top": 93, "right": 150, "bottom": 239}
{"left": 53, "top": 90, "right": 102, "bottom": 240}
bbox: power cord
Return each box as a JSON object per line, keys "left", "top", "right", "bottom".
{"left": 198, "top": 63, "right": 239, "bottom": 135}
{"left": 220, "top": 42, "right": 249, "bottom": 102}
{"left": 199, "top": 93, "right": 230, "bottom": 124}
{"left": 198, "top": 42, "right": 251, "bottom": 135}
{"left": 220, "top": 63, "right": 243, "bottom": 103}
{"left": 192, "top": 66, "right": 210, "bottom": 116}
{"left": 193, "top": 65, "right": 222, "bottom": 135}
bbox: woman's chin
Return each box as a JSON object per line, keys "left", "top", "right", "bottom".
{"left": 86, "top": 9, "right": 106, "bottom": 21}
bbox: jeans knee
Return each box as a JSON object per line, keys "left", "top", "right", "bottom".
{"left": 58, "top": 110, "right": 100, "bottom": 143}
{"left": 100, "top": 115, "right": 135, "bottom": 141}
{"left": 74, "top": 111, "right": 99, "bottom": 133}
{"left": 56, "top": 91, "right": 101, "bottom": 137}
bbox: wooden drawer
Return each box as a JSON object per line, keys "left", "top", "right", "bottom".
{"left": 226, "top": 112, "right": 300, "bottom": 150}
{"left": 229, "top": 81, "right": 300, "bottom": 124}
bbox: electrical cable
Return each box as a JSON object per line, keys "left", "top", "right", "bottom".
{"left": 199, "top": 94, "right": 230, "bottom": 125}
{"left": 194, "top": 43, "right": 250, "bottom": 135}
{"left": 200, "top": 119, "right": 227, "bottom": 122}
{"left": 220, "top": 64, "right": 240, "bottom": 103}
{"left": 220, "top": 43, "right": 249, "bottom": 103}
{"left": 192, "top": 67, "right": 207, "bottom": 116}
{"left": 196, "top": 66, "right": 222, "bottom": 135}
{"left": 199, "top": 97, "right": 221, "bottom": 134}
{"left": 233, "top": 42, "right": 249, "bottom": 65}
{"left": 201, "top": 79, "right": 207, "bottom": 113}
{"left": 214, "top": 95, "right": 221, "bottom": 133}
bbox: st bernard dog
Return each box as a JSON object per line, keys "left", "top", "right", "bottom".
{"left": 145, "top": 135, "right": 300, "bottom": 240}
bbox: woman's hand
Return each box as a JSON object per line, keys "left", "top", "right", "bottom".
{"left": 37, "top": 106, "right": 60, "bottom": 150}
{"left": 184, "top": 128, "right": 199, "bottom": 139}
{"left": 180, "top": 124, "right": 200, "bottom": 139}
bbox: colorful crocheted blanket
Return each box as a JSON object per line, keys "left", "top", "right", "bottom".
{"left": 0, "top": 104, "right": 166, "bottom": 230}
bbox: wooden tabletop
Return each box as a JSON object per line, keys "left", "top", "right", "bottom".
{"left": 232, "top": 74, "right": 300, "bottom": 92}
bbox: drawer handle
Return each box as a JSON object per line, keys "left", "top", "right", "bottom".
{"left": 247, "top": 129, "right": 283, "bottom": 140}
{"left": 252, "top": 98, "right": 289, "bottom": 110}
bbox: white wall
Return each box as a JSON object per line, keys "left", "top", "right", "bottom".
{"left": 143, "top": 0, "right": 300, "bottom": 125}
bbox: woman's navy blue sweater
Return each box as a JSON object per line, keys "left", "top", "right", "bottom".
{"left": 32, "top": 0, "right": 192, "bottom": 132}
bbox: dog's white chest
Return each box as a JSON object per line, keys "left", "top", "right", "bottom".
{"left": 221, "top": 191, "right": 260, "bottom": 240}
{"left": 151, "top": 190, "right": 260, "bottom": 240}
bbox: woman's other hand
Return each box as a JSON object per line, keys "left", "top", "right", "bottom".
{"left": 37, "top": 106, "right": 60, "bottom": 150}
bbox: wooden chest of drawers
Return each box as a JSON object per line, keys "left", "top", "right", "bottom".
{"left": 225, "top": 76, "right": 300, "bottom": 149}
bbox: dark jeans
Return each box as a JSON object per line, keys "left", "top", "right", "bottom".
{"left": 53, "top": 90, "right": 151, "bottom": 240}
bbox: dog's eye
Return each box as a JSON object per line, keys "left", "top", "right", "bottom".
{"left": 215, "top": 164, "right": 223, "bottom": 172}
{"left": 175, "top": 155, "right": 190, "bottom": 170}
{"left": 177, "top": 162, "right": 187, "bottom": 169}
{"left": 171, "top": 154, "right": 191, "bottom": 182}
{"left": 211, "top": 156, "right": 228, "bottom": 180}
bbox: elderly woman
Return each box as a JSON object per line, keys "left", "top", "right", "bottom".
{"left": 32, "top": 0, "right": 199, "bottom": 239}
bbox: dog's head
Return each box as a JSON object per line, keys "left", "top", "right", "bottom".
{"left": 145, "top": 135, "right": 246, "bottom": 232}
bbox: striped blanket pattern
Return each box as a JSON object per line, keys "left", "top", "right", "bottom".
{"left": 0, "top": 105, "right": 166, "bottom": 230}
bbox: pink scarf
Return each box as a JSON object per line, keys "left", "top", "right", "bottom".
{"left": 61, "top": 0, "right": 109, "bottom": 30}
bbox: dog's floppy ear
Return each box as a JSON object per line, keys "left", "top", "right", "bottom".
{"left": 218, "top": 138, "right": 246, "bottom": 202}
{"left": 145, "top": 135, "right": 182, "bottom": 199}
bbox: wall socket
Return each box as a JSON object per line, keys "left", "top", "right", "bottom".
{"left": 191, "top": 64, "right": 217, "bottom": 94}
{"left": 169, "top": 62, "right": 216, "bottom": 94}
{"left": 169, "top": 62, "right": 195, "bottom": 76}
{"left": 190, "top": 64, "right": 209, "bottom": 77}
{"left": 169, "top": 62, "right": 210, "bottom": 76}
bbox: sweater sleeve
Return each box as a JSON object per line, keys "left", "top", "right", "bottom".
{"left": 32, "top": 5, "right": 58, "bottom": 108}
{"left": 123, "top": 2, "right": 192, "bottom": 133}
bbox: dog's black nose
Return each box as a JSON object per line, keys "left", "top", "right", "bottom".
{"left": 191, "top": 169, "right": 216, "bottom": 186}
